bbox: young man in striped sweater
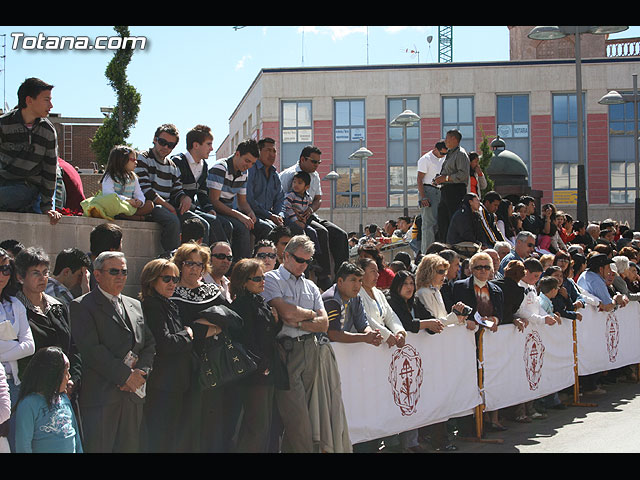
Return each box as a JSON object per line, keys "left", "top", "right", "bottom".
{"left": 0, "top": 77, "right": 61, "bottom": 224}
{"left": 207, "top": 139, "right": 260, "bottom": 261}
{"left": 135, "top": 124, "right": 193, "bottom": 251}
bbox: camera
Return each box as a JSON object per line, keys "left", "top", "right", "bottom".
{"left": 453, "top": 305, "right": 473, "bottom": 317}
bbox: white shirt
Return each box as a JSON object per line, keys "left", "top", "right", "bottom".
{"left": 279, "top": 163, "right": 322, "bottom": 198}
{"left": 358, "top": 287, "right": 405, "bottom": 341}
{"left": 185, "top": 150, "right": 204, "bottom": 180}
{"left": 0, "top": 297, "right": 34, "bottom": 384}
{"left": 515, "top": 280, "right": 548, "bottom": 325}
{"left": 417, "top": 150, "right": 444, "bottom": 185}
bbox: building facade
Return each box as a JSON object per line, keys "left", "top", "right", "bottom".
{"left": 217, "top": 27, "right": 640, "bottom": 232}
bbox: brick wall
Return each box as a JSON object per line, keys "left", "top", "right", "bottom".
{"left": 530, "top": 114, "right": 553, "bottom": 204}
{"left": 54, "top": 124, "right": 100, "bottom": 170}
{"left": 367, "top": 118, "right": 388, "bottom": 208}
{"left": 586, "top": 113, "right": 610, "bottom": 205}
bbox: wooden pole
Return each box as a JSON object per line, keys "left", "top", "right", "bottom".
{"left": 569, "top": 318, "right": 597, "bottom": 408}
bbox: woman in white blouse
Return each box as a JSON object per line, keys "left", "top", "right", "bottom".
{"left": 357, "top": 257, "right": 407, "bottom": 348}
{"left": 0, "top": 248, "right": 35, "bottom": 451}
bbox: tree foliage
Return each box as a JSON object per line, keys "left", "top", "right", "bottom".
{"left": 478, "top": 128, "right": 495, "bottom": 194}
{"left": 90, "top": 26, "right": 141, "bottom": 167}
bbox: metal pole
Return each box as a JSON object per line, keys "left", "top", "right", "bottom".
{"left": 633, "top": 74, "right": 640, "bottom": 230}
{"left": 402, "top": 99, "right": 409, "bottom": 217}
{"left": 575, "top": 29, "right": 588, "bottom": 222}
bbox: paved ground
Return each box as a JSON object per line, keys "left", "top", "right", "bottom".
{"left": 443, "top": 380, "right": 640, "bottom": 453}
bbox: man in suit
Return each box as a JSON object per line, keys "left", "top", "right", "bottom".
{"left": 70, "top": 251, "right": 155, "bottom": 453}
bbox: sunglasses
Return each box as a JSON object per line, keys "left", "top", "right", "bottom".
{"left": 256, "top": 252, "right": 277, "bottom": 260}
{"left": 289, "top": 252, "right": 314, "bottom": 265}
{"left": 183, "top": 260, "right": 205, "bottom": 269}
{"left": 472, "top": 265, "right": 492, "bottom": 271}
{"left": 436, "top": 269, "right": 447, "bottom": 275}
{"left": 211, "top": 253, "right": 233, "bottom": 261}
{"left": 527, "top": 243, "right": 535, "bottom": 248}
{"left": 0, "top": 265, "right": 12, "bottom": 276}
{"left": 248, "top": 275, "right": 265, "bottom": 283}
{"left": 304, "top": 156, "right": 322, "bottom": 165}
{"left": 160, "top": 275, "right": 180, "bottom": 284}
{"left": 155, "top": 137, "right": 178, "bottom": 149}
{"left": 101, "top": 268, "right": 128, "bottom": 276}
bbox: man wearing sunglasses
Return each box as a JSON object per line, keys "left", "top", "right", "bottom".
{"left": 262, "top": 235, "right": 329, "bottom": 452}
{"left": 280, "top": 146, "right": 349, "bottom": 289}
{"left": 208, "top": 139, "right": 260, "bottom": 261}
{"left": 135, "top": 124, "right": 193, "bottom": 252}
{"left": 70, "top": 251, "right": 155, "bottom": 453}
{"left": 498, "top": 230, "right": 536, "bottom": 275}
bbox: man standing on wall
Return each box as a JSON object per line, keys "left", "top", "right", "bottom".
{"left": 416, "top": 140, "right": 447, "bottom": 253}
{"left": 432, "top": 130, "right": 470, "bottom": 243}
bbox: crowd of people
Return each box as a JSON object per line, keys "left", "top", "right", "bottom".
{"left": 1, "top": 77, "right": 640, "bottom": 454}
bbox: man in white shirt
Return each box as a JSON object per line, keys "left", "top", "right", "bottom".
{"left": 416, "top": 141, "right": 447, "bottom": 252}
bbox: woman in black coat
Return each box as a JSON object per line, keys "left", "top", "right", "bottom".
{"left": 139, "top": 258, "right": 194, "bottom": 453}
{"left": 229, "top": 258, "right": 287, "bottom": 453}
{"left": 490, "top": 259, "right": 525, "bottom": 326}
{"left": 446, "top": 193, "right": 485, "bottom": 246}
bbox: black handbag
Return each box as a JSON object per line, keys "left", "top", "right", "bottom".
{"left": 197, "top": 332, "right": 259, "bottom": 390}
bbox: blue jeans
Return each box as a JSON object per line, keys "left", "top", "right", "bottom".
{"left": 216, "top": 214, "right": 252, "bottom": 260}
{"left": 420, "top": 185, "right": 441, "bottom": 253}
{"left": 0, "top": 179, "right": 39, "bottom": 212}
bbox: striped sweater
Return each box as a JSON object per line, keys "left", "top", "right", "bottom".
{"left": 0, "top": 108, "right": 58, "bottom": 211}
{"left": 135, "top": 149, "right": 186, "bottom": 205}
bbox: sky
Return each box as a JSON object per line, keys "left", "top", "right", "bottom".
{"left": 2, "top": 25, "right": 639, "bottom": 162}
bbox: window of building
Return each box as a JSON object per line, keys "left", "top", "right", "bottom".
{"left": 388, "top": 97, "right": 420, "bottom": 207}
{"left": 281, "top": 100, "right": 312, "bottom": 169}
{"left": 552, "top": 93, "right": 586, "bottom": 195}
{"left": 334, "top": 99, "right": 366, "bottom": 208}
{"left": 608, "top": 93, "right": 637, "bottom": 203}
{"left": 442, "top": 96, "right": 475, "bottom": 153}
{"left": 497, "top": 94, "right": 531, "bottom": 184}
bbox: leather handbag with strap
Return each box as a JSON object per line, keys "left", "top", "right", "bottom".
{"left": 197, "top": 331, "right": 259, "bottom": 390}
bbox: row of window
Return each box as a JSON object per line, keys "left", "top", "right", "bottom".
{"left": 278, "top": 93, "right": 637, "bottom": 208}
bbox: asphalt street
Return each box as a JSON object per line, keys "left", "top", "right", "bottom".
{"left": 448, "top": 379, "right": 640, "bottom": 453}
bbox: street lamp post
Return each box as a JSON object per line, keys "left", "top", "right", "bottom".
{"left": 599, "top": 73, "right": 640, "bottom": 230}
{"left": 323, "top": 170, "right": 340, "bottom": 224}
{"left": 349, "top": 142, "right": 373, "bottom": 237}
{"left": 527, "top": 26, "right": 628, "bottom": 223}
{"left": 390, "top": 99, "right": 421, "bottom": 217}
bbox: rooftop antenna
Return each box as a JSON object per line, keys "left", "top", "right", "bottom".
{"left": 426, "top": 34, "right": 435, "bottom": 63}
{"left": 404, "top": 45, "right": 420, "bottom": 63}
{"left": 0, "top": 34, "right": 5, "bottom": 113}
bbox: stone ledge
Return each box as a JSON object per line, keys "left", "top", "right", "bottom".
{"left": 0, "top": 212, "right": 164, "bottom": 297}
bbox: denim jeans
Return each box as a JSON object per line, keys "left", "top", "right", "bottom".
{"left": 0, "top": 179, "right": 39, "bottom": 212}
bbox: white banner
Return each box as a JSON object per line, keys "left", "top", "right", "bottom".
{"left": 333, "top": 325, "right": 482, "bottom": 445}
{"left": 482, "top": 321, "right": 575, "bottom": 412}
{"left": 576, "top": 302, "right": 640, "bottom": 376}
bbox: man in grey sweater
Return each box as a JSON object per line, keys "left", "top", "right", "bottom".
{"left": 432, "top": 129, "right": 470, "bottom": 243}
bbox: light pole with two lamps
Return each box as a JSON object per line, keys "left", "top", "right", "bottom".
{"left": 390, "top": 101, "right": 421, "bottom": 217}
{"left": 527, "top": 26, "right": 628, "bottom": 222}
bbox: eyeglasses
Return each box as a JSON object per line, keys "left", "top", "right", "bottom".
{"left": 160, "top": 275, "right": 179, "bottom": 284}
{"left": 256, "top": 252, "right": 277, "bottom": 260}
{"left": 183, "top": 260, "right": 205, "bottom": 269}
{"left": 248, "top": 275, "right": 265, "bottom": 283}
{"left": 211, "top": 253, "right": 233, "bottom": 261}
{"left": 472, "top": 265, "right": 492, "bottom": 271}
{"left": 289, "top": 252, "right": 314, "bottom": 265}
{"left": 0, "top": 265, "right": 12, "bottom": 276}
{"left": 527, "top": 243, "right": 535, "bottom": 248}
{"left": 101, "top": 268, "right": 128, "bottom": 276}
{"left": 155, "top": 137, "right": 177, "bottom": 149}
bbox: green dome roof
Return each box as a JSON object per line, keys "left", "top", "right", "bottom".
{"left": 487, "top": 149, "right": 529, "bottom": 178}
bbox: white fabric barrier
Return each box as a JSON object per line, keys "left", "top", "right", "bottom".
{"left": 576, "top": 302, "right": 640, "bottom": 376}
{"left": 332, "top": 325, "right": 482, "bottom": 445}
{"left": 481, "top": 320, "right": 575, "bottom": 412}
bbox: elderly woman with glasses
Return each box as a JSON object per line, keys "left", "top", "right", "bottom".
{"left": 169, "top": 241, "right": 243, "bottom": 453}
{"left": 139, "top": 258, "right": 193, "bottom": 452}
{"left": 229, "top": 258, "right": 287, "bottom": 452}
{"left": 13, "top": 247, "right": 81, "bottom": 405}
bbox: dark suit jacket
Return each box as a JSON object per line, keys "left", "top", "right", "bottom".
{"left": 489, "top": 277, "right": 523, "bottom": 325}
{"left": 452, "top": 275, "right": 504, "bottom": 325}
{"left": 142, "top": 294, "right": 194, "bottom": 393}
{"left": 70, "top": 288, "right": 155, "bottom": 408}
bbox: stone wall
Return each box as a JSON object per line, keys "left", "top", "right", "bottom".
{"left": 0, "top": 212, "right": 164, "bottom": 297}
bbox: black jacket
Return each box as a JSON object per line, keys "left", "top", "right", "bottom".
{"left": 446, "top": 206, "right": 484, "bottom": 246}
{"left": 452, "top": 276, "right": 504, "bottom": 325}
{"left": 489, "top": 277, "right": 524, "bottom": 325}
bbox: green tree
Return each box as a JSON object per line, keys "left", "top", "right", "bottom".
{"left": 91, "top": 26, "right": 141, "bottom": 167}
{"left": 478, "top": 128, "right": 494, "bottom": 194}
